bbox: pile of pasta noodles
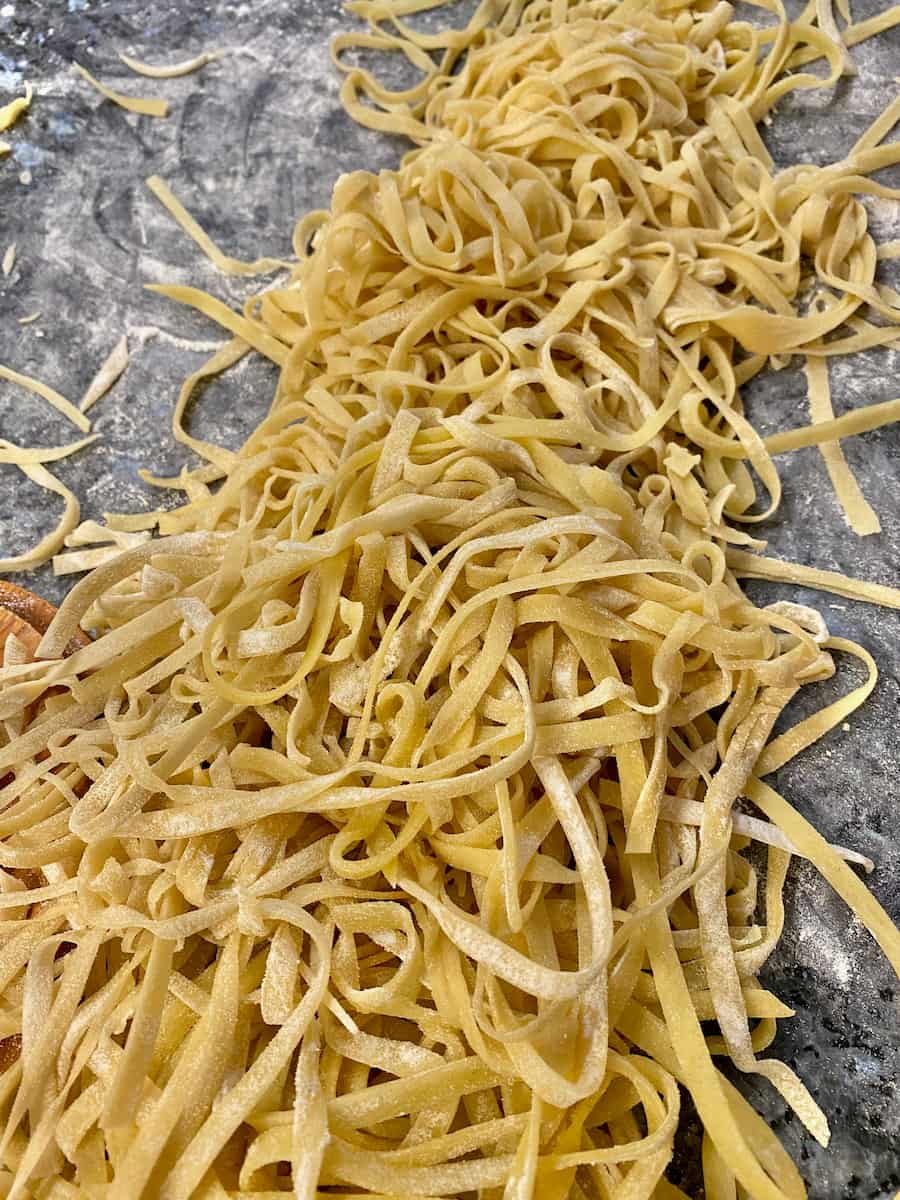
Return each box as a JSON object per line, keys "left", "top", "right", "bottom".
{"left": 3, "top": 0, "right": 900, "bottom": 1197}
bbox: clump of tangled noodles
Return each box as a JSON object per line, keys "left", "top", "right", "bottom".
{"left": 2, "top": 1, "right": 900, "bottom": 1197}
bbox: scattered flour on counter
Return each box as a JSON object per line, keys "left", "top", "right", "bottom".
{"left": 788, "top": 869, "right": 860, "bottom": 989}
{"left": 13, "top": 142, "right": 45, "bottom": 168}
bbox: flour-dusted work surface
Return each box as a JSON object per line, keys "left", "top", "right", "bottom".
{"left": 0, "top": 1, "right": 899, "bottom": 1197}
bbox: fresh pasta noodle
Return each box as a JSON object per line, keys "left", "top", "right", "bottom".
{"left": 0, "top": 367, "right": 93, "bottom": 574}
{"left": 78, "top": 336, "right": 129, "bottom": 415}
{"left": 0, "top": 83, "right": 31, "bottom": 133}
{"left": 2, "top": 1, "right": 900, "bottom": 1198}
{"left": 118, "top": 50, "right": 222, "bottom": 79}
{"left": 0, "top": 365, "right": 90, "bottom": 434}
{"left": 73, "top": 63, "right": 170, "bottom": 118}
{"left": 145, "top": 177, "right": 288, "bottom": 278}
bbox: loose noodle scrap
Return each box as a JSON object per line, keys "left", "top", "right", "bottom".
{"left": 51, "top": 520, "right": 151, "bottom": 577}
{"left": 118, "top": 50, "right": 223, "bottom": 79}
{"left": 0, "top": 83, "right": 31, "bottom": 133}
{"left": 0, "top": 368, "right": 94, "bottom": 573}
{"left": 73, "top": 64, "right": 170, "bottom": 118}
{"left": 0, "top": 458, "right": 81, "bottom": 572}
{"left": 0, "top": 365, "right": 89, "bottom": 434}
{"left": 78, "top": 336, "right": 129, "bottom": 415}
{"left": 145, "top": 176, "right": 288, "bottom": 277}
{"left": 2, "top": 2, "right": 900, "bottom": 1199}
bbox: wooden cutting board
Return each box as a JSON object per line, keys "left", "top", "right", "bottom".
{"left": 0, "top": 581, "right": 90, "bottom": 1070}
{"left": 0, "top": 581, "right": 90, "bottom": 659}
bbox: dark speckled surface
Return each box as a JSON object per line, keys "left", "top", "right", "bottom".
{"left": 0, "top": 2, "right": 899, "bottom": 1196}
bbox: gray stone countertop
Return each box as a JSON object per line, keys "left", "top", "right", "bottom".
{"left": 0, "top": 1, "right": 898, "bottom": 1196}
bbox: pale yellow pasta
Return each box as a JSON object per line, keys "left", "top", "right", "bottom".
{"left": 0, "top": 83, "right": 31, "bottom": 133}
{"left": 145, "top": 176, "right": 288, "bottom": 277}
{"left": 73, "top": 63, "right": 169, "bottom": 117}
{"left": 1, "top": 2, "right": 900, "bottom": 1200}
{"left": 78, "top": 336, "right": 129, "bottom": 415}
{"left": 118, "top": 50, "right": 222, "bottom": 79}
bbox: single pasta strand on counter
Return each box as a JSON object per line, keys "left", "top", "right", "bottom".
{"left": 73, "top": 63, "right": 170, "bottom": 117}
{"left": 0, "top": 83, "right": 31, "bottom": 133}
{"left": 1, "top": 2, "right": 900, "bottom": 1199}
{"left": 118, "top": 50, "right": 223, "bottom": 78}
